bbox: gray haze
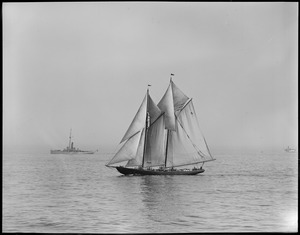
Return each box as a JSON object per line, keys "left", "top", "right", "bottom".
{"left": 3, "top": 2, "right": 298, "bottom": 153}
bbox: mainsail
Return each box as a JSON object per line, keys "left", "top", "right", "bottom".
{"left": 166, "top": 99, "right": 213, "bottom": 167}
{"left": 106, "top": 78, "right": 214, "bottom": 168}
{"left": 143, "top": 114, "right": 166, "bottom": 167}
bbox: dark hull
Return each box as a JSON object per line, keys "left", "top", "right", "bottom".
{"left": 116, "top": 166, "right": 205, "bottom": 175}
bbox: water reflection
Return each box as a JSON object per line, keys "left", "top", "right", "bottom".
{"left": 108, "top": 174, "right": 190, "bottom": 232}
{"left": 107, "top": 175, "right": 145, "bottom": 232}
{"left": 139, "top": 176, "right": 186, "bottom": 226}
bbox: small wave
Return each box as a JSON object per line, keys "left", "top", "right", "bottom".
{"left": 29, "top": 221, "right": 63, "bottom": 228}
{"left": 214, "top": 173, "right": 267, "bottom": 178}
{"left": 186, "top": 214, "right": 201, "bottom": 219}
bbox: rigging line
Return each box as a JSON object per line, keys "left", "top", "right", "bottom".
{"left": 178, "top": 100, "right": 214, "bottom": 160}
{"left": 175, "top": 116, "right": 202, "bottom": 156}
{"left": 173, "top": 99, "right": 196, "bottom": 153}
{"left": 148, "top": 112, "right": 165, "bottom": 127}
{"left": 188, "top": 101, "right": 214, "bottom": 159}
{"left": 175, "top": 98, "right": 192, "bottom": 116}
{"left": 203, "top": 135, "right": 214, "bottom": 159}
{"left": 175, "top": 117, "right": 207, "bottom": 158}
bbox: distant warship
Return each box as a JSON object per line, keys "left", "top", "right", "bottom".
{"left": 50, "top": 129, "right": 95, "bottom": 154}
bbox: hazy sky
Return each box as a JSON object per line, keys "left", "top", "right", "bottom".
{"left": 3, "top": 2, "right": 298, "bottom": 153}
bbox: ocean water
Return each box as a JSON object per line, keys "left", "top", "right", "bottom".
{"left": 3, "top": 151, "right": 298, "bottom": 233}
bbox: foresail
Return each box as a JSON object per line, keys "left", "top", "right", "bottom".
{"left": 126, "top": 128, "right": 145, "bottom": 167}
{"left": 120, "top": 94, "right": 147, "bottom": 143}
{"left": 143, "top": 114, "right": 166, "bottom": 167}
{"left": 107, "top": 131, "right": 142, "bottom": 166}
{"left": 158, "top": 83, "right": 176, "bottom": 130}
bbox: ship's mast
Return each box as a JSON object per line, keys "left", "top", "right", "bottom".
{"left": 68, "top": 129, "right": 72, "bottom": 152}
{"left": 142, "top": 87, "right": 150, "bottom": 168}
{"left": 164, "top": 130, "right": 169, "bottom": 167}
{"left": 164, "top": 74, "right": 174, "bottom": 168}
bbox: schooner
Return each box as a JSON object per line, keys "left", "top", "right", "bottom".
{"left": 106, "top": 75, "right": 215, "bottom": 175}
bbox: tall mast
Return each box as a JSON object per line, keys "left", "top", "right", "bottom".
{"left": 68, "top": 128, "right": 72, "bottom": 152}
{"left": 142, "top": 87, "right": 150, "bottom": 168}
{"left": 164, "top": 74, "right": 174, "bottom": 167}
{"left": 164, "top": 130, "right": 169, "bottom": 167}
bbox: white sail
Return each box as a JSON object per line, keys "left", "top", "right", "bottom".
{"left": 126, "top": 128, "right": 145, "bottom": 167}
{"left": 125, "top": 100, "right": 162, "bottom": 168}
{"left": 120, "top": 94, "right": 147, "bottom": 143}
{"left": 166, "top": 121, "right": 200, "bottom": 167}
{"left": 166, "top": 99, "right": 213, "bottom": 167}
{"left": 158, "top": 83, "right": 176, "bottom": 130}
{"left": 143, "top": 114, "right": 166, "bottom": 167}
{"left": 120, "top": 92, "right": 161, "bottom": 143}
{"left": 178, "top": 100, "right": 211, "bottom": 157}
{"left": 107, "top": 131, "right": 142, "bottom": 166}
{"left": 171, "top": 80, "right": 189, "bottom": 112}
{"left": 148, "top": 95, "right": 161, "bottom": 124}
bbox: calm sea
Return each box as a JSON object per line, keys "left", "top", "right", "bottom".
{"left": 3, "top": 151, "right": 298, "bottom": 233}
